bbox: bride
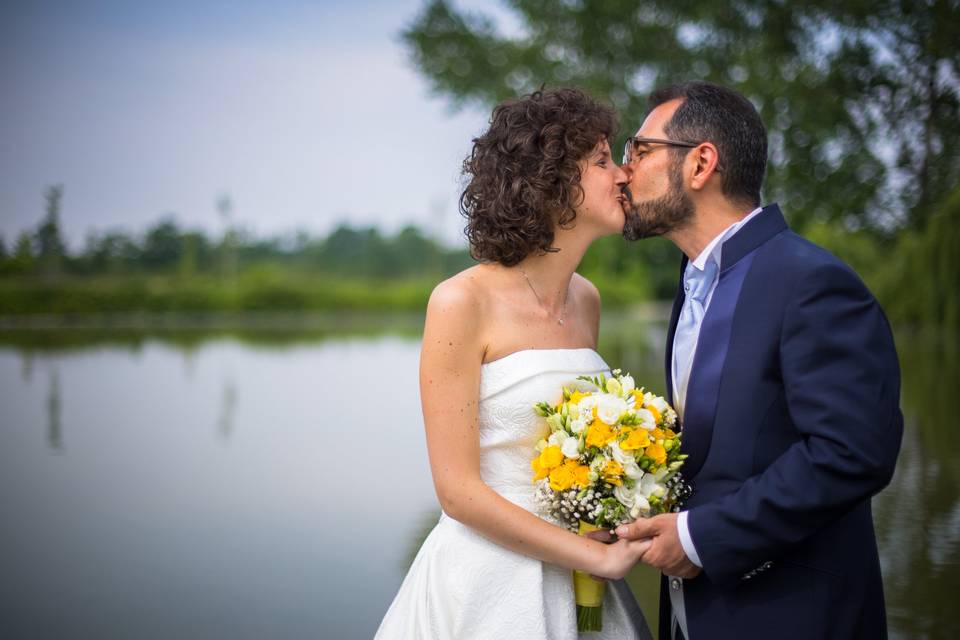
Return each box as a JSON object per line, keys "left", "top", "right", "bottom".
{"left": 376, "top": 88, "right": 652, "bottom": 639}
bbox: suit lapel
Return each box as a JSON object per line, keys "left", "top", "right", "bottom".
{"left": 677, "top": 204, "right": 789, "bottom": 479}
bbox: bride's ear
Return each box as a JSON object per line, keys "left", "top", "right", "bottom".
{"left": 688, "top": 143, "right": 721, "bottom": 192}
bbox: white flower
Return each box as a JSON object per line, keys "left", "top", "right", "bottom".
{"left": 609, "top": 442, "right": 641, "bottom": 478}
{"left": 595, "top": 394, "right": 628, "bottom": 425}
{"left": 620, "top": 375, "right": 635, "bottom": 394}
{"left": 664, "top": 409, "right": 678, "bottom": 427}
{"left": 609, "top": 441, "right": 631, "bottom": 465}
{"left": 636, "top": 472, "right": 667, "bottom": 500}
{"left": 569, "top": 417, "right": 587, "bottom": 434}
{"left": 622, "top": 457, "right": 642, "bottom": 480}
{"left": 578, "top": 395, "right": 598, "bottom": 413}
{"left": 548, "top": 431, "right": 566, "bottom": 447}
{"left": 644, "top": 393, "right": 670, "bottom": 415}
{"left": 536, "top": 438, "right": 548, "bottom": 452}
{"left": 635, "top": 408, "right": 657, "bottom": 430}
{"left": 561, "top": 436, "right": 581, "bottom": 459}
{"left": 614, "top": 483, "right": 635, "bottom": 508}
{"left": 629, "top": 495, "right": 651, "bottom": 519}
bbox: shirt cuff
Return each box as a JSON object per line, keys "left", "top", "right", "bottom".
{"left": 677, "top": 510, "right": 703, "bottom": 568}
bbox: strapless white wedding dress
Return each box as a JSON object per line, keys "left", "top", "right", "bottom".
{"left": 375, "top": 348, "right": 651, "bottom": 639}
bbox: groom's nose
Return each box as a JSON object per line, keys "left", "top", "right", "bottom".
{"left": 614, "top": 165, "right": 629, "bottom": 187}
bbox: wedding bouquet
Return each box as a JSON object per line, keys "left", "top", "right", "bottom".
{"left": 530, "top": 369, "right": 689, "bottom": 632}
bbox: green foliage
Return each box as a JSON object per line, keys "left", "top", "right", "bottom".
{"left": 9, "top": 233, "right": 36, "bottom": 275}
{"left": 876, "top": 186, "right": 960, "bottom": 331}
{"left": 403, "top": 0, "right": 959, "bottom": 232}
{"left": 0, "top": 272, "right": 436, "bottom": 315}
{"left": 799, "top": 185, "right": 960, "bottom": 331}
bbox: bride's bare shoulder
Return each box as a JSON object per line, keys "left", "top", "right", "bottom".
{"left": 428, "top": 264, "right": 499, "bottom": 314}
{"left": 423, "top": 265, "right": 499, "bottom": 365}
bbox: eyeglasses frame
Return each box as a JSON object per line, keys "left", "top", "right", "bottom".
{"left": 622, "top": 136, "right": 700, "bottom": 165}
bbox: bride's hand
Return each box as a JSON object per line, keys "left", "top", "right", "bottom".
{"left": 594, "top": 536, "right": 652, "bottom": 580}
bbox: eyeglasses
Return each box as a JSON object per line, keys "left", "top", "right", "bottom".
{"left": 622, "top": 136, "right": 700, "bottom": 165}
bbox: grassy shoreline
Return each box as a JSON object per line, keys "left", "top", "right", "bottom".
{"left": 0, "top": 272, "right": 653, "bottom": 316}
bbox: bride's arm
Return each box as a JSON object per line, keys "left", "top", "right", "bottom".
{"left": 420, "top": 279, "right": 647, "bottom": 580}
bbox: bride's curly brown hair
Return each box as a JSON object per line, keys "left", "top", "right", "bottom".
{"left": 460, "top": 87, "right": 618, "bottom": 266}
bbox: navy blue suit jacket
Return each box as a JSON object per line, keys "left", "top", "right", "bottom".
{"left": 658, "top": 204, "right": 903, "bottom": 639}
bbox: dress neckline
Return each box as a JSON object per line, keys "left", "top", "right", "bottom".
{"left": 480, "top": 347, "right": 599, "bottom": 368}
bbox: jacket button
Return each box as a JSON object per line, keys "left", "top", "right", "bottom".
{"left": 762, "top": 561, "right": 773, "bottom": 570}
{"left": 670, "top": 578, "right": 681, "bottom": 591}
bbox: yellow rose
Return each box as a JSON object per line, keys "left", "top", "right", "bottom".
{"left": 646, "top": 443, "right": 667, "bottom": 466}
{"left": 568, "top": 390, "right": 590, "bottom": 405}
{"left": 621, "top": 428, "right": 650, "bottom": 451}
{"left": 651, "top": 428, "right": 667, "bottom": 440}
{"left": 573, "top": 464, "right": 591, "bottom": 488}
{"left": 531, "top": 456, "right": 549, "bottom": 481}
{"left": 549, "top": 464, "right": 576, "bottom": 491}
{"left": 539, "top": 445, "right": 564, "bottom": 470}
{"left": 664, "top": 428, "right": 677, "bottom": 439}
{"left": 585, "top": 421, "right": 616, "bottom": 448}
{"left": 602, "top": 459, "right": 625, "bottom": 485}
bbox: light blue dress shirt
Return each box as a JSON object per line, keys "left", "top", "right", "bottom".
{"left": 673, "top": 206, "right": 763, "bottom": 568}
{"left": 667, "top": 208, "right": 763, "bottom": 640}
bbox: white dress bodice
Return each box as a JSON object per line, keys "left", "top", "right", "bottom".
{"left": 376, "top": 348, "right": 651, "bottom": 640}
{"left": 476, "top": 348, "right": 609, "bottom": 510}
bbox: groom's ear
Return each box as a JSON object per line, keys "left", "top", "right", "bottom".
{"left": 688, "top": 142, "right": 721, "bottom": 192}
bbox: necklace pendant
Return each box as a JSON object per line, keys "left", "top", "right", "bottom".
{"left": 558, "top": 318, "right": 564, "bottom": 326}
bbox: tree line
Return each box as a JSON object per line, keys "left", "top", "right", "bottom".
{"left": 0, "top": 185, "right": 475, "bottom": 281}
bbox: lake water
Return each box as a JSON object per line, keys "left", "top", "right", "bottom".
{"left": 0, "top": 316, "right": 956, "bottom": 638}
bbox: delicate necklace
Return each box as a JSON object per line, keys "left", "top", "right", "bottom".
{"left": 520, "top": 268, "right": 569, "bottom": 326}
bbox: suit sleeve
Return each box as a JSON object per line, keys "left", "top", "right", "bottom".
{"left": 686, "top": 261, "right": 903, "bottom": 586}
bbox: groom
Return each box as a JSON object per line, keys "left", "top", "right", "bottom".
{"left": 614, "top": 81, "right": 903, "bottom": 639}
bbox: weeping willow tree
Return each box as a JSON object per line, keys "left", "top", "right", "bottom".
{"left": 877, "top": 186, "right": 960, "bottom": 332}
{"left": 402, "top": 0, "right": 959, "bottom": 308}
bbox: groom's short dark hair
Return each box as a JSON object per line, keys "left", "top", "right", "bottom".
{"left": 648, "top": 81, "right": 767, "bottom": 208}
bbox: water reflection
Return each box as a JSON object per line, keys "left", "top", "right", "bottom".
{"left": 217, "top": 378, "right": 238, "bottom": 442}
{"left": 0, "top": 316, "right": 956, "bottom": 639}
{"left": 46, "top": 368, "right": 62, "bottom": 452}
{"left": 874, "top": 330, "right": 960, "bottom": 639}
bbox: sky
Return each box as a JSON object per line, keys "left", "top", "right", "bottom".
{"left": 0, "top": 0, "right": 523, "bottom": 249}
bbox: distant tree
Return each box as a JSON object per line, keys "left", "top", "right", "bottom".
{"left": 35, "top": 184, "right": 66, "bottom": 276}
{"left": 391, "top": 225, "right": 444, "bottom": 275}
{"left": 403, "top": 0, "right": 959, "bottom": 233}
{"left": 81, "top": 231, "right": 141, "bottom": 274}
{"left": 141, "top": 217, "right": 183, "bottom": 270}
{"left": 11, "top": 232, "right": 36, "bottom": 274}
{"left": 319, "top": 225, "right": 389, "bottom": 276}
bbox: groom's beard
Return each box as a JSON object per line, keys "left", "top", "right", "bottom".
{"left": 621, "top": 173, "right": 695, "bottom": 241}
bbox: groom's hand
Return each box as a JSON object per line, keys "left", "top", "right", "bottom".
{"left": 616, "top": 514, "right": 701, "bottom": 579}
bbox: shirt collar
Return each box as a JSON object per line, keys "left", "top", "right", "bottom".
{"left": 689, "top": 206, "right": 764, "bottom": 272}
